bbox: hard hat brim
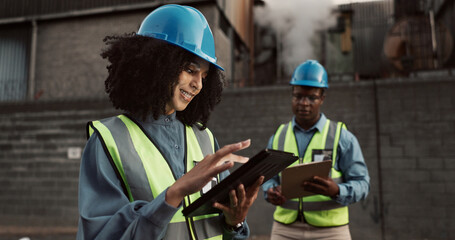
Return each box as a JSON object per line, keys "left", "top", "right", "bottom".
{"left": 289, "top": 80, "right": 329, "bottom": 88}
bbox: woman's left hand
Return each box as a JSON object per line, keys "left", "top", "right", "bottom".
{"left": 213, "top": 176, "right": 264, "bottom": 227}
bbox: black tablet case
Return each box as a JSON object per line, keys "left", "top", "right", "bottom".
{"left": 182, "top": 149, "right": 298, "bottom": 217}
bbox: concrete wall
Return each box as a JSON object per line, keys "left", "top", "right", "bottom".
{"left": 1, "top": 77, "right": 454, "bottom": 239}
{"left": 34, "top": 11, "right": 147, "bottom": 100}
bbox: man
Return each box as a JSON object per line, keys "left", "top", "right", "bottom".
{"left": 77, "top": 4, "right": 263, "bottom": 239}
{"left": 262, "top": 60, "right": 370, "bottom": 239}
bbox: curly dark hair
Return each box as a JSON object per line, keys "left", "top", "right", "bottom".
{"left": 101, "top": 33, "right": 224, "bottom": 128}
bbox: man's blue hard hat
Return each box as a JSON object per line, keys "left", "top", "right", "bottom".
{"left": 137, "top": 4, "right": 224, "bottom": 71}
{"left": 290, "top": 60, "right": 328, "bottom": 88}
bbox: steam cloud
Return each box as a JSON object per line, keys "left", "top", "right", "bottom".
{"left": 255, "top": 0, "right": 337, "bottom": 76}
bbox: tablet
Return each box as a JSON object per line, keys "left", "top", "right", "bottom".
{"left": 182, "top": 149, "right": 298, "bottom": 217}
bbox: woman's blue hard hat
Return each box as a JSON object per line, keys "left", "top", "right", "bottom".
{"left": 137, "top": 4, "right": 224, "bottom": 71}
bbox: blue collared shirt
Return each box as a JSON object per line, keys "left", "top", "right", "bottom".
{"left": 77, "top": 112, "right": 249, "bottom": 239}
{"left": 261, "top": 113, "right": 370, "bottom": 206}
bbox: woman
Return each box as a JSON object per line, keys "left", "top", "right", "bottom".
{"left": 77, "top": 4, "right": 263, "bottom": 240}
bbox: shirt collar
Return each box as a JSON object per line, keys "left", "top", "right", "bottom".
{"left": 292, "top": 113, "right": 327, "bottom": 133}
{"left": 141, "top": 111, "right": 177, "bottom": 124}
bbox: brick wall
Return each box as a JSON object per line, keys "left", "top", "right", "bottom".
{"left": 0, "top": 77, "right": 454, "bottom": 239}
{"left": 0, "top": 100, "right": 119, "bottom": 239}
{"left": 374, "top": 78, "right": 455, "bottom": 239}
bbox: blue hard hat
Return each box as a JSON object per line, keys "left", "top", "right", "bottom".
{"left": 290, "top": 60, "right": 328, "bottom": 88}
{"left": 137, "top": 4, "right": 224, "bottom": 71}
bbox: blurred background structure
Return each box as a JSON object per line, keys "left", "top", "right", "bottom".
{"left": 1, "top": 0, "right": 454, "bottom": 239}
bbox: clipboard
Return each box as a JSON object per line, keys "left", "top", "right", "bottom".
{"left": 182, "top": 149, "right": 298, "bottom": 217}
{"left": 281, "top": 160, "right": 332, "bottom": 198}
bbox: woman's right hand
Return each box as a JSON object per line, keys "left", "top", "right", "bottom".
{"left": 166, "top": 139, "right": 251, "bottom": 207}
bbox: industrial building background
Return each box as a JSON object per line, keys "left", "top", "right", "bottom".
{"left": 0, "top": 0, "right": 454, "bottom": 239}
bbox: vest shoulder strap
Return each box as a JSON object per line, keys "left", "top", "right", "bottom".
{"left": 191, "top": 123, "right": 214, "bottom": 157}
{"left": 272, "top": 122, "right": 291, "bottom": 151}
{"left": 86, "top": 118, "right": 133, "bottom": 201}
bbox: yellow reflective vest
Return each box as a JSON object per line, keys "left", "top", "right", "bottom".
{"left": 272, "top": 119, "right": 349, "bottom": 227}
{"left": 87, "top": 114, "right": 223, "bottom": 239}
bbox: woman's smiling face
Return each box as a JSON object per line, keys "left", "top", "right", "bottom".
{"left": 165, "top": 57, "right": 210, "bottom": 115}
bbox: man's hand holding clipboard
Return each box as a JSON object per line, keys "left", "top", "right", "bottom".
{"left": 302, "top": 174, "right": 340, "bottom": 198}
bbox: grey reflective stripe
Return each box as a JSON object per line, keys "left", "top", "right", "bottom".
{"left": 192, "top": 125, "right": 213, "bottom": 157}
{"left": 100, "top": 117, "right": 154, "bottom": 202}
{"left": 325, "top": 120, "right": 337, "bottom": 149}
{"left": 163, "top": 222, "right": 190, "bottom": 240}
{"left": 193, "top": 216, "right": 224, "bottom": 239}
{"left": 303, "top": 200, "right": 344, "bottom": 211}
{"left": 281, "top": 200, "right": 299, "bottom": 209}
{"left": 277, "top": 123, "right": 289, "bottom": 151}
{"left": 281, "top": 199, "right": 344, "bottom": 211}
{"left": 164, "top": 216, "right": 222, "bottom": 240}
{"left": 325, "top": 120, "right": 337, "bottom": 178}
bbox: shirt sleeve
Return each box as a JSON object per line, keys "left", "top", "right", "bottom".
{"left": 77, "top": 133, "right": 179, "bottom": 240}
{"left": 222, "top": 220, "right": 250, "bottom": 240}
{"left": 261, "top": 135, "right": 280, "bottom": 201}
{"left": 334, "top": 128, "right": 371, "bottom": 206}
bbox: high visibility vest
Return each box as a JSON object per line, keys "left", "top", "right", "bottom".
{"left": 87, "top": 114, "right": 223, "bottom": 240}
{"left": 272, "top": 119, "right": 349, "bottom": 227}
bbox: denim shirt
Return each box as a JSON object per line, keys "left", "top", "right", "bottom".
{"left": 261, "top": 113, "right": 370, "bottom": 206}
{"left": 77, "top": 112, "right": 249, "bottom": 239}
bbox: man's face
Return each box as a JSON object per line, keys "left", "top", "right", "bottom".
{"left": 165, "top": 58, "right": 209, "bottom": 115}
{"left": 291, "top": 86, "right": 325, "bottom": 129}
